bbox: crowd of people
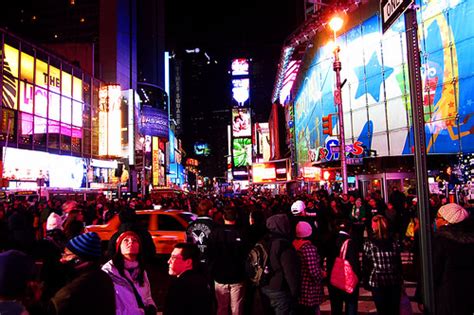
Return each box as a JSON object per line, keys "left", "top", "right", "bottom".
{"left": 0, "top": 186, "right": 473, "bottom": 315}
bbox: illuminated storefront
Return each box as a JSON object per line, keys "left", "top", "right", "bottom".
{"left": 287, "top": 0, "right": 474, "bottom": 198}
{"left": 0, "top": 31, "right": 121, "bottom": 189}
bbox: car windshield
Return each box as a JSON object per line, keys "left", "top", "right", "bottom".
{"left": 178, "top": 212, "right": 197, "bottom": 223}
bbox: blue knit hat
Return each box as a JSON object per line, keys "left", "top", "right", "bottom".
{"left": 66, "top": 232, "right": 102, "bottom": 261}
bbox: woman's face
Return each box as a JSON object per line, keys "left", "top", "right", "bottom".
{"left": 120, "top": 235, "right": 140, "bottom": 257}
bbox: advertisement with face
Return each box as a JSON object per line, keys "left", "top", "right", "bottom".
{"left": 232, "top": 108, "right": 251, "bottom": 138}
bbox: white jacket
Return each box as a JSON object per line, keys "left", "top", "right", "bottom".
{"left": 102, "top": 260, "right": 156, "bottom": 315}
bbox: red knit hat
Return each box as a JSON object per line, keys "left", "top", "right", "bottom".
{"left": 116, "top": 231, "right": 141, "bottom": 252}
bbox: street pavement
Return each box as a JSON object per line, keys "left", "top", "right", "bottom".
{"left": 152, "top": 252, "right": 423, "bottom": 314}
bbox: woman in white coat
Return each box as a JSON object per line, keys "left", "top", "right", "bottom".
{"left": 102, "top": 231, "right": 156, "bottom": 315}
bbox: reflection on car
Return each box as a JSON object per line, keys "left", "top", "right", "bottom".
{"left": 85, "top": 209, "right": 197, "bottom": 255}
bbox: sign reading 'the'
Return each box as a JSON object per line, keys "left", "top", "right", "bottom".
{"left": 380, "top": 0, "right": 413, "bottom": 34}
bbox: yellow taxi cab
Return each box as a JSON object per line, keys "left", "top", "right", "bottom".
{"left": 85, "top": 209, "right": 197, "bottom": 255}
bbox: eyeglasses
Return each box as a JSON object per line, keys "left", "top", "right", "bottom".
{"left": 169, "top": 255, "right": 183, "bottom": 261}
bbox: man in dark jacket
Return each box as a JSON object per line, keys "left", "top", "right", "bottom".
{"left": 433, "top": 203, "right": 474, "bottom": 315}
{"left": 261, "top": 213, "right": 300, "bottom": 315}
{"left": 186, "top": 198, "right": 215, "bottom": 265}
{"left": 48, "top": 232, "right": 115, "bottom": 315}
{"left": 165, "top": 242, "right": 212, "bottom": 315}
{"left": 208, "top": 206, "right": 249, "bottom": 315}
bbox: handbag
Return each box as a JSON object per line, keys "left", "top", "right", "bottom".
{"left": 330, "top": 239, "right": 358, "bottom": 294}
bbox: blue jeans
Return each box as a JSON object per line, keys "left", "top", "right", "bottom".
{"left": 261, "top": 287, "right": 296, "bottom": 315}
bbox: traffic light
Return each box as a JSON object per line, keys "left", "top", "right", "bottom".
{"left": 322, "top": 115, "right": 332, "bottom": 135}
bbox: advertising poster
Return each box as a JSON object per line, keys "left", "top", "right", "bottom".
{"left": 231, "top": 58, "right": 249, "bottom": 76}
{"left": 232, "top": 108, "right": 251, "bottom": 137}
{"left": 232, "top": 138, "right": 252, "bottom": 168}
{"left": 140, "top": 105, "right": 169, "bottom": 138}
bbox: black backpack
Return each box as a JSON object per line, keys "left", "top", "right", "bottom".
{"left": 246, "top": 238, "right": 273, "bottom": 286}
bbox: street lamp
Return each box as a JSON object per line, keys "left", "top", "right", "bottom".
{"left": 329, "top": 15, "right": 348, "bottom": 194}
{"left": 139, "top": 136, "right": 146, "bottom": 197}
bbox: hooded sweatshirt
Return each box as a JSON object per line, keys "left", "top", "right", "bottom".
{"left": 263, "top": 214, "right": 300, "bottom": 298}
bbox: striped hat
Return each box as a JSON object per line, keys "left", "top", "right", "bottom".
{"left": 66, "top": 232, "right": 102, "bottom": 261}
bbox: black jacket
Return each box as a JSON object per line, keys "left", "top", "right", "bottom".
{"left": 208, "top": 224, "right": 249, "bottom": 284}
{"left": 434, "top": 218, "right": 474, "bottom": 315}
{"left": 327, "top": 232, "right": 360, "bottom": 291}
{"left": 164, "top": 269, "right": 212, "bottom": 315}
{"left": 186, "top": 216, "right": 215, "bottom": 264}
{"left": 263, "top": 214, "right": 300, "bottom": 298}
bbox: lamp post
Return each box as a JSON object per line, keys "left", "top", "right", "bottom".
{"left": 139, "top": 136, "right": 146, "bottom": 197}
{"left": 329, "top": 15, "right": 348, "bottom": 194}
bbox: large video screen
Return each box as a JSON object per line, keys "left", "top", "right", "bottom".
{"left": 232, "top": 138, "right": 252, "bottom": 168}
{"left": 232, "top": 108, "right": 251, "bottom": 137}
{"left": 194, "top": 142, "right": 211, "bottom": 156}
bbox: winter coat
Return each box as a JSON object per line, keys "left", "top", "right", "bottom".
{"left": 49, "top": 267, "right": 115, "bottom": 315}
{"left": 164, "top": 269, "right": 212, "bottom": 315}
{"left": 263, "top": 214, "right": 300, "bottom": 299}
{"left": 433, "top": 218, "right": 474, "bottom": 315}
{"left": 293, "top": 239, "right": 324, "bottom": 306}
{"left": 208, "top": 223, "right": 249, "bottom": 284}
{"left": 102, "top": 260, "right": 155, "bottom": 315}
{"left": 327, "top": 232, "right": 360, "bottom": 292}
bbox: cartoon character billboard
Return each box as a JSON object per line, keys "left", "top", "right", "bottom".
{"left": 293, "top": 0, "right": 474, "bottom": 168}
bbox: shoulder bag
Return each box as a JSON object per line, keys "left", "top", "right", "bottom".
{"left": 330, "top": 239, "right": 359, "bottom": 294}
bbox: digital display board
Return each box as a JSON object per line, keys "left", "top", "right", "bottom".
{"left": 140, "top": 105, "right": 169, "bottom": 138}
{"left": 2, "top": 43, "right": 84, "bottom": 138}
{"left": 252, "top": 159, "right": 290, "bottom": 184}
{"left": 232, "top": 78, "right": 249, "bottom": 106}
{"left": 232, "top": 108, "right": 251, "bottom": 137}
{"left": 232, "top": 138, "right": 252, "bottom": 168}
{"left": 194, "top": 142, "right": 211, "bottom": 156}
{"left": 231, "top": 58, "right": 249, "bottom": 76}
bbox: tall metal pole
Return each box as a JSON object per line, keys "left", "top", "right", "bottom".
{"left": 141, "top": 141, "right": 146, "bottom": 197}
{"left": 404, "top": 7, "right": 435, "bottom": 314}
{"left": 333, "top": 45, "right": 348, "bottom": 194}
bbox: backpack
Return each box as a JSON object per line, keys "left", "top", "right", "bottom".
{"left": 245, "top": 238, "right": 272, "bottom": 286}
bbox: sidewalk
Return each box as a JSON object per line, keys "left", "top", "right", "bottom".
{"left": 319, "top": 280, "right": 423, "bottom": 314}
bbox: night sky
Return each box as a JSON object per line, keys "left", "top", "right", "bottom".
{"left": 165, "top": 0, "right": 301, "bottom": 118}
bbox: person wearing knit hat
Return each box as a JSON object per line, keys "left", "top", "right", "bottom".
{"left": 64, "top": 232, "right": 102, "bottom": 262}
{"left": 295, "top": 221, "right": 313, "bottom": 239}
{"left": 436, "top": 203, "right": 469, "bottom": 227}
{"left": 50, "top": 231, "right": 116, "bottom": 315}
{"left": 102, "top": 230, "right": 156, "bottom": 315}
{"left": 46, "top": 212, "right": 63, "bottom": 231}
{"left": 293, "top": 220, "right": 324, "bottom": 314}
{"left": 433, "top": 203, "right": 474, "bottom": 314}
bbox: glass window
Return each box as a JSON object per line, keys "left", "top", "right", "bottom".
{"left": 0, "top": 109, "right": 16, "bottom": 141}
{"left": 61, "top": 96, "right": 72, "bottom": 124}
{"left": 49, "top": 92, "right": 60, "bottom": 121}
{"left": 60, "top": 122, "right": 71, "bottom": 151}
{"left": 48, "top": 120, "right": 60, "bottom": 149}
{"left": 83, "top": 128, "right": 91, "bottom": 156}
{"left": 158, "top": 214, "right": 185, "bottom": 231}
{"left": 19, "top": 112, "right": 33, "bottom": 145}
{"left": 34, "top": 87, "right": 48, "bottom": 118}
{"left": 72, "top": 100, "right": 83, "bottom": 127}
{"left": 33, "top": 116, "right": 47, "bottom": 148}
{"left": 19, "top": 81, "right": 34, "bottom": 113}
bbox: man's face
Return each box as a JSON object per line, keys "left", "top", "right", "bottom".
{"left": 168, "top": 248, "right": 192, "bottom": 276}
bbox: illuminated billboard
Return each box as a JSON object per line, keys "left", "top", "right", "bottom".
{"left": 232, "top": 108, "right": 251, "bottom": 137}
{"left": 139, "top": 105, "right": 169, "bottom": 138}
{"left": 231, "top": 58, "right": 249, "bottom": 76}
{"left": 194, "top": 142, "right": 211, "bottom": 156}
{"left": 3, "top": 147, "right": 86, "bottom": 188}
{"left": 2, "top": 43, "right": 84, "bottom": 138}
{"left": 252, "top": 159, "right": 290, "bottom": 184}
{"left": 232, "top": 138, "right": 252, "bottom": 168}
{"left": 232, "top": 78, "right": 249, "bottom": 106}
{"left": 99, "top": 85, "right": 122, "bottom": 156}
